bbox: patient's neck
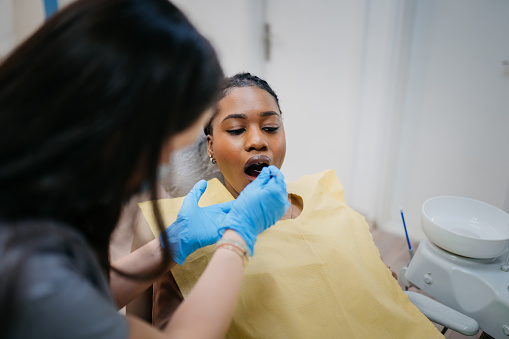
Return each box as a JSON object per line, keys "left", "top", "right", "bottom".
{"left": 281, "top": 193, "right": 303, "bottom": 220}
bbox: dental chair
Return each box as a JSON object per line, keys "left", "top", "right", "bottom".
{"left": 159, "top": 133, "right": 224, "bottom": 198}
{"left": 130, "top": 133, "right": 480, "bottom": 337}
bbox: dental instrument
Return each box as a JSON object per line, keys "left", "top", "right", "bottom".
{"left": 400, "top": 207, "right": 414, "bottom": 262}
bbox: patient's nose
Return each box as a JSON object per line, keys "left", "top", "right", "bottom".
{"left": 245, "top": 127, "right": 268, "bottom": 151}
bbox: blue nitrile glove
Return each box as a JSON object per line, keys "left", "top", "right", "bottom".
{"left": 161, "top": 180, "right": 233, "bottom": 265}
{"left": 218, "top": 165, "right": 290, "bottom": 254}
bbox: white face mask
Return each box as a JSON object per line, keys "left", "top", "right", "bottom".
{"left": 157, "top": 163, "right": 172, "bottom": 181}
{"left": 139, "top": 163, "right": 172, "bottom": 193}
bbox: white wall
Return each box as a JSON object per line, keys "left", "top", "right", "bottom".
{"left": 172, "top": 0, "right": 265, "bottom": 78}
{"left": 263, "top": 0, "right": 367, "bottom": 197}
{"left": 380, "top": 0, "right": 509, "bottom": 241}
{"left": 0, "top": 0, "right": 15, "bottom": 59}
{"left": 0, "top": 0, "right": 44, "bottom": 58}
{"left": 347, "top": 0, "right": 415, "bottom": 222}
{"left": 13, "top": 0, "right": 44, "bottom": 43}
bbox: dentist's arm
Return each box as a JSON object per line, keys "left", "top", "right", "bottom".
{"left": 126, "top": 229, "right": 245, "bottom": 339}
{"left": 110, "top": 237, "right": 170, "bottom": 309}
{"left": 110, "top": 180, "right": 233, "bottom": 309}
{"left": 128, "top": 166, "right": 289, "bottom": 339}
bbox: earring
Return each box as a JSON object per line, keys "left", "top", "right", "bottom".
{"left": 208, "top": 154, "right": 216, "bottom": 164}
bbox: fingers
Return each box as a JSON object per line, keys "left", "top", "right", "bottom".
{"left": 190, "top": 179, "right": 207, "bottom": 201}
{"left": 266, "top": 165, "right": 281, "bottom": 177}
{"left": 264, "top": 170, "right": 290, "bottom": 214}
{"left": 265, "top": 167, "right": 287, "bottom": 193}
{"left": 265, "top": 176, "right": 286, "bottom": 195}
{"left": 182, "top": 179, "right": 207, "bottom": 208}
{"left": 244, "top": 166, "right": 287, "bottom": 197}
{"left": 270, "top": 166, "right": 286, "bottom": 186}
{"left": 254, "top": 166, "right": 271, "bottom": 184}
{"left": 250, "top": 165, "right": 283, "bottom": 189}
{"left": 216, "top": 200, "right": 233, "bottom": 213}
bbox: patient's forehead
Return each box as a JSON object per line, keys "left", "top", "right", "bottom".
{"left": 217, "top": 86, "right": 281, "bottom": 119}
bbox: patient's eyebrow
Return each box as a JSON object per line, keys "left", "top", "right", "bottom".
{"left": 221, "top": 111, "right": 281, "bottom": 123}
{"left": 260, "top": 111, "right": 280, "bottom": 117}
{"left": 221, "top": 113, "right": 247, "bottom": 122}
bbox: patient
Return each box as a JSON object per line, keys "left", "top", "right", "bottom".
{"left": 137, "top": 73, "right": 443, "bottom": 338}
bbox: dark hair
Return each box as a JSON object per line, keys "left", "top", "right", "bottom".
{"left": 0, "top": 0, "right": 223, "bottom": 332}
{"left": 204, "top": 72, "right": 280, "bottom": 135}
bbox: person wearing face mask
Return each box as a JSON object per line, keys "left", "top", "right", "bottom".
{"left": 0, "top": 2, "right": 289, "bottom": 338}
{"left": 136, "top": 73, "right": 443, "bottom": 338}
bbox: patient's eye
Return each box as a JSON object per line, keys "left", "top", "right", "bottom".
{"left": 262, "top": 126, "right": 279, "bottom": 133}
{"left": 226, "top": 128, "right": 246, "bottom": 135}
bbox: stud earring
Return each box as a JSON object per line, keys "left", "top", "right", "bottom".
{"left": 208, "top": 154, "right": 216, "bottom": 164}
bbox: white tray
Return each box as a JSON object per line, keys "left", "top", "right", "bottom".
{"left": 421, "top": 196, "right": 509, "bottom": 259}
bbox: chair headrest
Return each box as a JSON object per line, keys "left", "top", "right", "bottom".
{"left": 159, "top": 133, "right": 224, "bottom": 198}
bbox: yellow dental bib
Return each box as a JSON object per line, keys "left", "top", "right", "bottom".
{"left": 139, "top": 170, "right": 442, "bottom": 338}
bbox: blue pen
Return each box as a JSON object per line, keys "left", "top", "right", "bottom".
{"left": 400, "top": 208, "right": 414, "bottom": 262}
{"left": 43, "top": 0, "right": 59, "bottom": 19}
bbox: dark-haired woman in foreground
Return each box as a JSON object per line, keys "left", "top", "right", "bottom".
{"left": 0, "top": 1, "right": 288, "bottom": 338}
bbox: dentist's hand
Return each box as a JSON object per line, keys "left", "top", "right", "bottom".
{"left": 219, "top": 165, "right": 290, "bottom": 254}
{"left": 162, "top": 180, "right": 233, "bottom": 265}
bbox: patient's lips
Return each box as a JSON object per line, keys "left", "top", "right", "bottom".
{"left": 244, "top": 155, "right": 271, "bottom": 182}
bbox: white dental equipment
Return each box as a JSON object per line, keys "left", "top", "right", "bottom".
{"left": 399, "top": 196, "right": 509, "bottom": 338}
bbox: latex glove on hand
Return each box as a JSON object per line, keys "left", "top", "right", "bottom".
{"left": 219, "top": 165, "right": 290, "bottom": 255}
{"left": 162, "top": 180, "right": 233, "bottom": 265}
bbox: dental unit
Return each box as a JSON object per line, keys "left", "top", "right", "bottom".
{"left": 399, "top": 196, "right": 509, "bottom": 338}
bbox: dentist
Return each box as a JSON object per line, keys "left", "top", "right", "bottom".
{"left": 0, "top": 0, "right": 289, "bottom": 338}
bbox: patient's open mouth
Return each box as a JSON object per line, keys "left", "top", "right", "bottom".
{"left": 244, "top": 155, "right": 271, "bottom": 181}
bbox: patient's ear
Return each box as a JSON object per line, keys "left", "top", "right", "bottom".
{"left": 206, "top": 135, "right": 213, "bottom": 155}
